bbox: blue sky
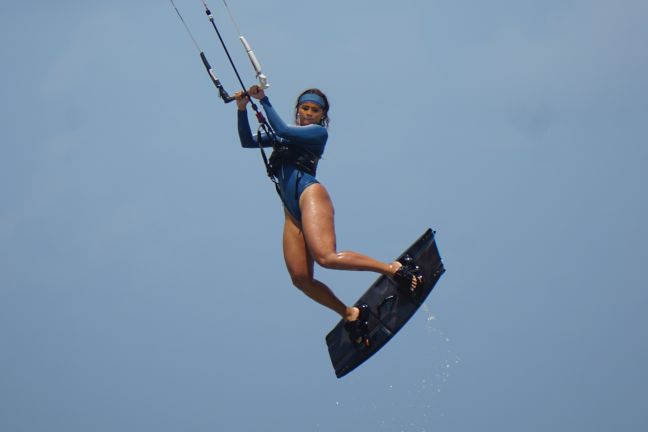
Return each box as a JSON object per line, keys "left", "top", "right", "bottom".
{"left": 1, "top": 1, "right": 647, "bottom": 431}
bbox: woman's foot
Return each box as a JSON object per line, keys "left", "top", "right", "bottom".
{"left": 344, "top": 306, "right": 360, "bottom": 322}
{"left": 344, "top": 304, "right": 370, "bottom": 347}
{"left": 390, "top": 256, "right": 423, "bottom": 293}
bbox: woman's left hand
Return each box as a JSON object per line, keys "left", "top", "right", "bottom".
{"left": 248, "top": 85, "right": 265, "bottom": 100}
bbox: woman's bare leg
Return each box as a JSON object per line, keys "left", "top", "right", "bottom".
{"left": 282, "top": 210, "right": 359, "bottom": 320}
{"left": 299, "top": 184, "right": 403, "bottom": 276}
{"left": 281, "top": 183, "right": 419, "bottom": 320}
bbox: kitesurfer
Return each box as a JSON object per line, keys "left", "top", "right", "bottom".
{"left": 236, "top": 85, "right": 423, "bottom": 343}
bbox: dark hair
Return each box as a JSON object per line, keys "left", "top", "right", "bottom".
{"left": 295, "top": 88, "right": 330, "bottom": 127}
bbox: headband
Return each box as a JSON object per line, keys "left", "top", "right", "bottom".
{"left": 298, "top": 93, "right": 326, "bottom": 108}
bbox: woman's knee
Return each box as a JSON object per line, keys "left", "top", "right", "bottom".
{"left": 314, "top": 251, "right": 340, "bottom": 270}
{"left": 290, "top": 272, "right": 314, "bottom": 291}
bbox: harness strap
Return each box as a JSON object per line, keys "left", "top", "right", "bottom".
{"left": 255, "top": 125, "right": 286, "bottom": 214}
{"left": 256, "top": 125, "right": 277, "bottom": 181}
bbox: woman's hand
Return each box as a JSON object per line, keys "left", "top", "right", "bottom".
{"left": 235, "top": 91, "right": 249, "bottom": 111}
{"left": 248, "top": 85, "right": 265, "bottom": 100}
{"left": 236, "top": 85, "right": 265, "bottom": 110}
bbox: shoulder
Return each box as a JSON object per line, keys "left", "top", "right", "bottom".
{"left": 303, "top": 124, "right": 328, "bottom": 140}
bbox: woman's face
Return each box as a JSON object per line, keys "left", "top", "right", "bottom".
{"left": 297, "top": 102, "right": 325, "bottom": 126}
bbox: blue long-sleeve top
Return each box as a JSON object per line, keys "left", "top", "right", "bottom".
{"left": 237, "top": 96, "right": 327, "bottom": 156}
{"left": 237, "top": 96, "right": 328, "bottom": 221}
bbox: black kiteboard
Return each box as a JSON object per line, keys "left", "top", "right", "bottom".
{"left": 325, "top": 228, "right": 445, "bottom": 378}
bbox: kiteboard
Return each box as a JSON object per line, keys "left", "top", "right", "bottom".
{"left": 325, "top": 228, "right": 445, "bottom": 378}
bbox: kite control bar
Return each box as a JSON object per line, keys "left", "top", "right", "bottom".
{"left": 168, "top": 1, "right": 285, "bottom": 220}
{"left": 170, "top": 0, "right": 273, "bottom": 132}
{"left": 169, "top": 0, "right": 235, "bottom": 103}
{"left": 201, "top": 0, "right": 270, "bottom": 92}
{"left": 219, "top": 0, "right": 270, "bottom": 89}
{"left": 240, "top": 36, "right": 269, "bottom": 89}
{"left": 200, "top": 52, "right": 236, "bottom": 103}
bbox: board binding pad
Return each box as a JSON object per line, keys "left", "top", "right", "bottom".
{"left": 325, "top": 228, "right": 445, "bottom": 378}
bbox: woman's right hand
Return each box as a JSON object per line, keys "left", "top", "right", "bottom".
{"left": 235, "top": 91, "right": 249, "bottom": 111}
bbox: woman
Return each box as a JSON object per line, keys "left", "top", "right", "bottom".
{"left": 236, "top": 85, "right": 422, "bottom": 345}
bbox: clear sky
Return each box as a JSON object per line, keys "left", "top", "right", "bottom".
{"left": 1, "top": 0, "right": 647, "bottom": 431}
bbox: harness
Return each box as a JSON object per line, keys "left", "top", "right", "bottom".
{"left": 268, "top": 145, "right": 319, "bottom": 177}
{"left": 258, "top": 130, "right": 321, "bottom": 202}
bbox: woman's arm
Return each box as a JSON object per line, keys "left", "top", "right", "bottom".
{"left": 236, "top": 94, "right": 273, "bottom": 148}
{"left": 259, "top": 97, "right": 328, "bottom": 146}
{"left": 245, "top": 86, "right": 327, "bottom": 152}
{"left": 237, "top": 109, "right": 257, "bottom": 148}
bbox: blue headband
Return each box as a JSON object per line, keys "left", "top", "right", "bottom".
{"left": 298, "top": 93, "right": 326, "bottom": 108}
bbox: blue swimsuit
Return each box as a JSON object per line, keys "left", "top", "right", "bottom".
{"left": 237, "top": 97, "right": 328, "bottom": 222}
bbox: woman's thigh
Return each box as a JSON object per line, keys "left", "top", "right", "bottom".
{"left": 282, "top": 210, "right": 314, "bottom": 283}
{"left": 299, "top": 183, "right": 337, "bottom": 260}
